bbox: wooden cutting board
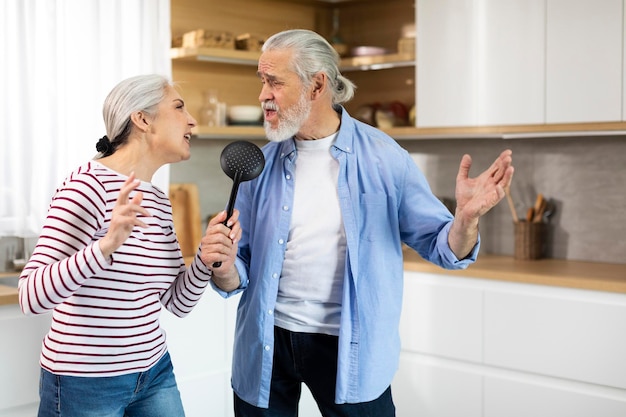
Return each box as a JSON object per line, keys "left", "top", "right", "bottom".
{"left": 169, "top": 183, "right": 202, "bottom": 258}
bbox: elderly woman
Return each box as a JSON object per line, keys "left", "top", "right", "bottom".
{"left": 19, "top": 74, "right": 240, "bottom": 417}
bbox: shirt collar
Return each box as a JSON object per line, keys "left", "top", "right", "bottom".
{"left": 277, "top": 105, "right": 355, "bottom": 160}
{"left": 333, "top": 106, "right": 355, "bottom": 155}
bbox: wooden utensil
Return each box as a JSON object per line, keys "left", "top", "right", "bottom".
{"left": 504, "top": 186, "right": 519, "bottom": 223}
{"left": 532, "top": 193, "right": 546, "bottom": 223}
{"left": 170, "top": 183, "right": 202, "bottom": 259}
{"left": 533, "top": 199, "right": 547, "bottom": 223}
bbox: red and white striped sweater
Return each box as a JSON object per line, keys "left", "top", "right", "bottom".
{"left": 18, "top": 161, "right": 212, "bottom": 377}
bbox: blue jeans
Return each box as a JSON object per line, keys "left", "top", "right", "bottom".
{"left": 37, "top": 351, "right": 185, "bottom": 417}
{"left": 234, "top": 326, "right": 396, "bottom": 417}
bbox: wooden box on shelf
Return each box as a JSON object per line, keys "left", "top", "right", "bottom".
{"left": 182, "top": 29, "right": 235, "bottom": 49}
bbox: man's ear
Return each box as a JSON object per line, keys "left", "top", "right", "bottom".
{"left": 311, "top": 72, "right": 326, "bottom": 99}
{"left": 130, "top": 111, "right": 150, "bottom": 132}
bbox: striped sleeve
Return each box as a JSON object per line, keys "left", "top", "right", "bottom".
{"left": 160, "top": 250, "right": 213, "bottom": 317}
{"left": 18, "top": 169, "right": 110, "bottom": 315}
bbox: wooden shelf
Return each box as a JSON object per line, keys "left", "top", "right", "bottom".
{"left": 339, "top": 52, "right": 415, "bottom": 71}
{"left": 192, "top": 123, "right": 626, "bottom": 141}
{"left": 171, "top": 47, "right": 260, "bottom": 66}
{"left": 171, "top": 47, "right": 415, "bottom": 72}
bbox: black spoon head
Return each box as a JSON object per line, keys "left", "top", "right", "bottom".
{"left": 220, "top": 140, "right": 265, "bottom": 182}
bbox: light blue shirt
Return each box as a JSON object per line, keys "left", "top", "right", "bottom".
{"left": 213, "top": 107, "right": 479, "bottom": 407}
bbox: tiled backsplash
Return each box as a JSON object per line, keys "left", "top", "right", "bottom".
{"left": 400, "top": 135, "right": 626, "bottom": 264}
{"left": 169, "top": 135, "right": 626, "bottom": 265}
{"left": 4, "top": 135, "right": 623, "bottom": 269}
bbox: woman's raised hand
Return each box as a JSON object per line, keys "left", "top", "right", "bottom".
{"left": 99, "top": 172, "right": 151, "bottom": 259}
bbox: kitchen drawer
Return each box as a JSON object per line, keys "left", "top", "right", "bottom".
{"left": 484, "top": 289, "right": 626, "bottom": 389}
{"left": 401, "top": 272, "right": 483, "bottom": 362}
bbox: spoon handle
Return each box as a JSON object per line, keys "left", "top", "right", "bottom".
{"left": 213, "top": 172, "right": 243, "bottom": 268}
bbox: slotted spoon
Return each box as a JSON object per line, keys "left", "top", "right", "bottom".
{"left": 213, "top": 140, "right": 265, "bottom": 267}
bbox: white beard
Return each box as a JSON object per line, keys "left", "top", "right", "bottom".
{"left": 264, "top": 91, "right": 311, "bottom": 143}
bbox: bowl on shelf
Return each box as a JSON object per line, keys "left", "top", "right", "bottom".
{"left": 228, "top": 105, "right": 263, "bottom": 125}
{"left": 350, "top": 46, "right": 390, "bottom": 57}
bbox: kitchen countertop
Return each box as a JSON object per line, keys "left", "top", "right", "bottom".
{"left": 0, "top": 272, "right": 19, "bottom": 306}
{"left": 403, "top": 249, "right": 626, "bottom": 294}
{"left": 3, "top": 252, "right": 626, "bottom": 306}
{"left": 0, "top": 285, "right": 17, "bottom": 306}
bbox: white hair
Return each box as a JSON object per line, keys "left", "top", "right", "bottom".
{"left": 262, "top": 29, "right": 356, "bottom": 106}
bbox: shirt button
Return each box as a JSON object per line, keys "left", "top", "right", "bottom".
{"left": 272, "top": 273, "right": 278, "bottom": 279}
{"left": 268, "top": 309, "right": 273, "bottom": 315}
{"left": 278, "top": 239, "right": 284, "bottom": 244}
{"left": 282, "top": 205, "right": 289, "bottom": 211}
{"left": 285, "top": 174, "right": 291, "bottom": 180}
{"left": 264, "top": 345, "right": 270, "bottom": 351}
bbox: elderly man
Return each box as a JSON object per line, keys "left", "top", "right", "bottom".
{"left": 210, "top": 29, "right": 514, "bottom": 417}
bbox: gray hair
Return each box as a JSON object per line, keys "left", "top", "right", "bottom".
{"left": 101, "top": 74, "right": 171, "bottom": 155}
{"left": 262, "top": 29, "right": 356, "bottom": 106}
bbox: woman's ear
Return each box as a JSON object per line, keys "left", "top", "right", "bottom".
{"left": 130, "top": 111, "right": 150, "bottom": 132}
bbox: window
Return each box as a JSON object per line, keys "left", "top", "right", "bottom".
{"left": 0, "top": 0, "right": 172, "bottom": 237}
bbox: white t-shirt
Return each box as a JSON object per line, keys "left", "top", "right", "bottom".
{"left": 274, "top": 134, "right": 346, "bottom": 336}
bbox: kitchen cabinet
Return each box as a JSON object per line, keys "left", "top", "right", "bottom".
{"left": 393, "top": 271, "right": 626, "bottom": 417}
{"left": 416, "top": 0, "right": 626, "bottom": 133}
{"left": 477, "top": 0, "right": 545, "bottom": 126}
{"left": 418, "top": 0, "right": 545, "bottom": 127}
{"left": 546, "top": 0, "right": 623, "bottom": 124}
{"left": 0, "top": 305, "right": 51, "bottom": 416}
{"left": 415, "top": 0, "right": 476, "bottom": 127}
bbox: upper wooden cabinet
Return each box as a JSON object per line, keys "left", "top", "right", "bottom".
{"left": 417, "top": 0, "right": 626, "bottom": 132}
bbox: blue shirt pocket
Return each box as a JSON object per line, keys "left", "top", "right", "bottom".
{"left": 359, "top": 193, "right": 390, "bottom": 242}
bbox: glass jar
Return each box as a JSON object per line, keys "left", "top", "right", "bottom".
{"left": 199, "top": 89, "right": 220, "bottom": 126}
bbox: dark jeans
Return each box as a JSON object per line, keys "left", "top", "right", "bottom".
{"left": 234, "top": 326, "right": 396, "bottom": 417}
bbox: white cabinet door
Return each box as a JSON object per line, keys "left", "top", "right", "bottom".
{"left": 485, "top": 377, "right": 626, "bottom": 417}
{"left": 417, "top": 0, "right": 477, "bottom": 127}
{"left": 477, "top": 0, "right": 545, "bottom": 125}
{"left": 394, "top": 355, "right": 483, "bottom": 417}
{"left": 161, "top": 293, "right": 240, "bottom": 417}
{"left": 0, "top": 306, "right": 51, "bottom": 414}
{"left": 623, "top": 2, "right": 626, "bottom": 122}
{"left": 400, "top": 272, "right": 483, "bottom": 362}
{"left": 546, "top": 0, "right": 623, "bottom": 123}
{"left": 484, "top": 289, "right": 626, "bottom": 390}
{"left": 417, "top": 0, "right": 545, "bottom": 127}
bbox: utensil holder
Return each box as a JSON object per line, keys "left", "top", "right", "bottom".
{"left": 514, "top": 221, "right": 546, "bottom": 260}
